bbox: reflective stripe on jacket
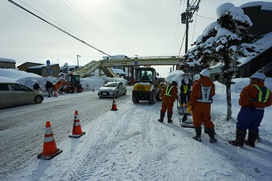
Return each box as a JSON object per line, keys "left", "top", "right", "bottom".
{"left": 181, "top": 85, "right": 188, "bottom": 94}
{"left": 250, "top": 84, "right": 271, "bottom": 103}
{"left": 164, "top": 85, "right": 174, "bottom": 97}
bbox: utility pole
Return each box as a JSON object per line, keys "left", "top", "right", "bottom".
{"left": 77, "top": 55, "right": 81, "bottom": 69}
{"left": 181, "top": 0, "right": 200, "bottom": 54}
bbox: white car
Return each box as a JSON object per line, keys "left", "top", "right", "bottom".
{"left": 0, "top": 82, "right": 44, "bottom": 108}
{"left": 98, "top": 82, "right": 127, "bottom": 98}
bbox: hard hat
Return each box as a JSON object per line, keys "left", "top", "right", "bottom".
{"left": 200, "top": 69, "right": 210, "bottom": 77}
{"left": 193, "top": 74, "right": 200, "bottom": 81}
{"left": 250, "top": 72, "right": 266, "bottom": 81}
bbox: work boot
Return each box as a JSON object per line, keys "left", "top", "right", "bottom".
{"left": 167, "top": 113, "right": 173, "bottom": 123}
{"left": 228, "top": 130, "right": 246, "bottom": 147}
{"left": 205, "top": 126, "right": 216, "bottom": 135}
{"left": 207, "top": 128, "right": 217, "bottom": 143}
{"left": 204, "top": 126, "right": 208, "bottom": 134}
{"left": 244, "top": 131, "right": 258, "bottom": 147}
{"left": 158, "top": 112, "right": 165, "bottom": 123}
{"left": 193, "top": 127, "right": 202, "bottom": 142}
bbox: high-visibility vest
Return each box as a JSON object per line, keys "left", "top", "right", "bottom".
{"left": 250, "top": 84, "right": 271, "bottom": 103}
{"left": 164, "top": 85, "right": 174, "bottom": 97}
{"left": 181, "top": 85, "right": 188, "bottom": 94}
{"left": 196, "top": 83, "right": 213, "bottom": 103}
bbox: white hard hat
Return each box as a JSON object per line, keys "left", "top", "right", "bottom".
{"left": 200, "top": 69, "right": 210, "bottom": 77}
{"left": 250, "top": 72, "right": 266, "bottom": 81}
{"left": 193, "top": 74, "right": 200, "bottom": 81}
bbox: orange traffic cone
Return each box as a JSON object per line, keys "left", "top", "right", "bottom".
{"left": 37, "top": 121, "right": 62, "bottom": 160}
{"left": 111, "top": 96, "right": 118, "bottom": 111}
{"left": 68, "top": 110, "right": 86, "bottom": 138}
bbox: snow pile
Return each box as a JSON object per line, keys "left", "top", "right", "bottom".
{"left": 0, "top": 69, "right": 41, "bottom": 83}
{"left": 0, "top": 69, "right": 128, "bottom": 92}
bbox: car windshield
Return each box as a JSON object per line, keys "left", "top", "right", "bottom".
{"left": 104, "top": 82, "right": 118, "bottom": 87}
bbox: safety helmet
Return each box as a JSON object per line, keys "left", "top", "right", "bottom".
{"left": 250, "top": 72, "right": 266, "bottom": 81}
{"left": 193, "top": 74, "right": 200, "bottom": 81}
{"left": 200, "top": 69, "right": 210, "bottom": 77}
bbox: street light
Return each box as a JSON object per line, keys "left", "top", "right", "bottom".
{"left": 77, "top": 55, "right": 81, "bottom": 69}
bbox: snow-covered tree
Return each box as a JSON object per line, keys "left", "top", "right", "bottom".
{"left": 183, "top": 3, "right": 259, "bottom": 120}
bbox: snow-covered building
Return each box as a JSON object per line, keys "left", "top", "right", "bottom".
{"left": 0, "top": 57, "right": 16, "bottom": 69}
{"left": 242, "top": 1, "right": 272, "bottom": 36}
{"left": 238, "top": 2, "right": 272, "bottom": 77}
{"left": 18, "top": 62, "right": 60, "bottom": 77}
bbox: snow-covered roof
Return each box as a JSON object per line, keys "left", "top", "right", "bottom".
{"left": 241, "top": 1, "right": 272, "bottom": 11}
{"left": 28, "top": 64, "right": 59, "bottom": 69}
{"left": 238, "top": 31, "right": 272, "bottom": 65}
{"left": 0, "top": 57, "right": 16, "bottom": 63}
{"left": 112, "top": 68, "right": 126, "bottom": 75}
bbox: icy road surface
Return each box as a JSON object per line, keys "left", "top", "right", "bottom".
{"left": 1, "top": 87, "right": 272, "bottom": 181}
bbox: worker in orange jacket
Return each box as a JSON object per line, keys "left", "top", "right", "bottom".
{"left": 187, "top": 69, "right": 216, "bottom": 143}
{"left": 158, "top": 80, "right": 178, "bottom": 123}
{"left": 228, "top": 72, "right": 272, "bottom": 147}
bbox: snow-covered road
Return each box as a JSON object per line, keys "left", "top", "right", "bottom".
{"left": 1, "top": 84, "right": 272, "bottom": 181}
{"left": 0, "top": 90, "right": 130, "bottom": 179}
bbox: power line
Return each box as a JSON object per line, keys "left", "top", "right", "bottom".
{"left": 63, "top": 0, "right": 136, "bottom": 55}
{"left": 8, "top": 0, "right": 112, "bottom": 57}
{"left": 196, "top": 14, "right": 216, "bottom": 20}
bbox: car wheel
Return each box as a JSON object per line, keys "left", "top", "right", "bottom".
{"left": 115, "top": 92, "right": 119, "bottom": 98}
{"left": 34, "top": 96, "right": 43, "bottom": 103}
{"left": 124, "top": 90, "right": 127, "bottom": 95}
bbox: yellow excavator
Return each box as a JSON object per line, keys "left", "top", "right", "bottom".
{"left": 132, "top": 67, "right": 164, "bottom": 104}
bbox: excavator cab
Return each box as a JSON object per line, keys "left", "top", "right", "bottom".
{"left": 135, "top": 68, "right": 155, "bottom": 83}
{"left": 67, "top": 74, "right": 80, "bottom": 87}
{"left": 66, "top": 74, "right": 83, "bottom": 93}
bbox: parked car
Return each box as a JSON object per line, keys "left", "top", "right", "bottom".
{"left": 98, "top": 82, "right": 127, "bottom": 98}
{"left": 0, "top": 82, "right": 44, "bottom": 108}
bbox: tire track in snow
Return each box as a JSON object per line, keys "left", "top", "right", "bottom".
{"left": 63, "top": 102, "right": 143, "bottom": 180}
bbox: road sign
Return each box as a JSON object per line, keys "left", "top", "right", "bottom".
{"left": 46, "top": 68, "right": 51, "bottom": 73}
{"left": 46, "top": 60, "right": 50, "bottom": 65}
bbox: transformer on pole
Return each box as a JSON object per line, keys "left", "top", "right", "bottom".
{"left": 181, "top": 0, "right": 200, "bottom": 54}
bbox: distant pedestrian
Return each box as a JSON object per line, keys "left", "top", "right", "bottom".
{"left": 158, "top": 80, "right": 179, "bottom": 123}
{"left": 45, "top": 81, "right": 54, "bottom": 97}
{"left": 187, "top": 77, "right": 193, "bottom": 103}
{"left": 33, "top": 82, "right": 41, "bottom": 91}
{"left": 179, "top": 79, "right": 189, "bottom": 107}
{"left": 187, "top": 69, "right": 217, "bottom": 143}
{"left": 228, "top": 72, "right": 272, "bottom": 147}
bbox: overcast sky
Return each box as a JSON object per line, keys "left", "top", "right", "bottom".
{"left": 0, "top": 0, "right": 261, "bottom": 76}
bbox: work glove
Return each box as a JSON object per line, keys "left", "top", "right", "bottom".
{"left": 187, "top": 105, "right": 192, "bottom": 113}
